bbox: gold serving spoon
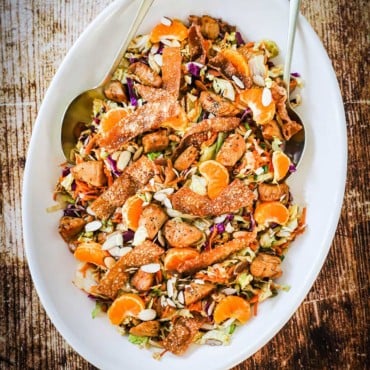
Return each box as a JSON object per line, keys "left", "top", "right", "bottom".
{"left": 61, "top": 0, "right": 154, "bottom": 161}
{"left": 282, "top": 0, "right": 306, "bottom": 167}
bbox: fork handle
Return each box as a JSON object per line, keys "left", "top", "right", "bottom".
{"left": 102, "top": 0, "right": 154, "bottom": 86}
{"left": 283, "top": 0, "right": 302, "bottom": 97}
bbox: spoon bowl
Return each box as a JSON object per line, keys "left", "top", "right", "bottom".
{"left": 61, "top": 0, "right": 154, "bottom": 161}
{"left": 283, "top": 0, "right": 306, "bottom": 169}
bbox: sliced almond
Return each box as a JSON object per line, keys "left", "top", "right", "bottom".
{"left": 84, "top": 220, "right": 102, "bottom": 233}
{"left": 117, "top": 151, "right": 131, "bottom": 171}
{"left": 141, "top": 263, "right": 160, "bottom": 273}
{"left": 138, "top": 308, "right": 157, "bottom": 321}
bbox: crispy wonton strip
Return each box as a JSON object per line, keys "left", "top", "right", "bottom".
{"left": 90, "top": 156, "right": 156, "bottom": 220}
{"left": 171, "top": 179, "right": 255, "bottom": 217}
{"left": 177, "top": 232, "right": 256, "bottom": 274}
{"left": 162, "top": 47, "right": 182, "bottom": 98}
{"left": 92, "top": 241, "right": 164, "bottom": 299}
{"left": 98, "top": 99, "right": 181, "bottom": 151}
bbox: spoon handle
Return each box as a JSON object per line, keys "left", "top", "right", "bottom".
{"left": 102, "top": 0, "right": 154, "bottom": 86}
{"left": 283, "top": 0, "right": 302, "bottom": 96}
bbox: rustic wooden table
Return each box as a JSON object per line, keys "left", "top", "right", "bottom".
{"left": 1, "top": 0, "right": 369, "bottom": 369}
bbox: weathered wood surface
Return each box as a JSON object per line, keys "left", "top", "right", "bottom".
{"left": 0, "top": 0, "right": 368, "bottom": 368}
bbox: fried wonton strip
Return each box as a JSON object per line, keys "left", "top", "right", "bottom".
{"left": 135, "top": 84, "right": 175, "bottom": 102}
{"left": 92, "top": 241, "right": 164, "bottom": 299}
{"left": 90, "top": 156, "right": 156, "bottom": 220}
{"left": 177, "top": 232, "right": 256, "bottom": 274}
{"left": 162, "top": 47, "right": 182, "bottom": 98}
{"left": 171, "top": 179, "right": 255, "bottom": 217}
{"left": 98, "top": 99, "right": 181, "bottom": 151}
{"left": 162, "top": 315, "right": 205, "bottom": 355}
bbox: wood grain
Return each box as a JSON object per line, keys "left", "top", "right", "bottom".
{"left": 0, "top": 0, "right": 369, "bottom": 369}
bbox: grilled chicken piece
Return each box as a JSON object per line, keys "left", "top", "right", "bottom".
{"left": 90, "top": 156, "right": 156, "bottom": 220}
{"left": 138, "top": 204, "right": 168, "bottom": 240}
{"left": 128, "top": 62, "right": 162, "bottom": 87}
{"left": 125, "top": 155, "right": 158, "bottom": 187}
{"left": 261, "top": 120, "right": 283, "bottom": 141}
{"left": 104, "top": 80, "right": 128, "bottom": 103}
{"left": 173, "top": 145, "right": 199, "bottom": 171}
{"left": 129, "top": 321, "right": 160, "bottom": 337}
{"left": 215, "top": 133, "right": 246, "bottom": 167}
{"left": 131, "top": 269, "right": 155, "bottom": 292}
{"left": 258, "top": 183, "right": 289, "bottom": 202}
{"left": 142, "top": 130, "right": 169, "bottom": 153}
{"left": 163, "top": 220, "right": 203, "bottom": 248}
{"left": 250, "top": 253, "right": 282, "bottom": 278}
{"left": 162, "top": 315, "right": 205, "bottom": 355}
{"left": 184, "top": 282, "right": 215, "bottom": 306}
{"left": 98, "top": 99, "right": 181, "bottom": 151}
{"left": 135, "top": 84, "right": 175, "bottom": 103}
{"left": 71, "top": 160, "right": 107, "bottom": 187}
{"left": 177, "top": 232, "right": 256, "bottom": 274}
{"left": 200, "top": 15, "right": 220, "bottom": 40}
{"left": 162, "top": 47, "right": 182, "bottom": 98}
{"left": 58, "top": 216, "right": 86, "bottom": 242}
{"left": 270, "top": 82, "right": 302, "bottom": 140}
{"left": 92, "top": 241, "right": 164, "bottom": 299}
{"left": 171, "top": 179, "right": 255, "bottom": 217}
{"left": 199, "top": 91, "right": 240, "bottom": 117}
{"left": 188, "top": 24, "right": 207, "bottom": 63}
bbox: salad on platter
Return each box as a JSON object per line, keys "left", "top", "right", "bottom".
{"left": 52, "top": 14, "right": 306, "bottom": 357}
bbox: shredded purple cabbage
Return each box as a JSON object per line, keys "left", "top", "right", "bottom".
{"left": 235, "top": 31, "right": 245, "bottom": 46}
{"left": 123, "top": 230, "right": 135, "bottom": 242}
{"left": 129, "top": 57, "right": 139, "bottom": 64}
{"left": 157, "top": 42, "right": 165, "bottom": 54}
{"left": 210, "top": 223, "right": 226, "bottom": 234}
{"left": 187, "top": 62, "right": 202, "bottom": 77}
{"left": 126, "top": 78, "right": 138, "bottom": 106}
{"left": 93, "top": 117, "right": 100, "bottom": 124}
{"left": 62, "top": 167, "right": 70, "bottom": 177}
{"left": 240, "top": 108, "right": 252, "bottom": 122}
{"left": 71, "top": 181, "right": 76, "bottom": 191}
{"left": 226, "top": 214, "right": 234, "bottom": 222}
{"left": 106, "top": 155, "right": 121, "bottom": 177}
{"left": 63, "top": 203, "right": 85, "bottom": 217}
{"left": 291, "top": 72, "right": 301, "bottom": 78}
{"left": 289, "top": 163, "right": 297, "bottom": 173}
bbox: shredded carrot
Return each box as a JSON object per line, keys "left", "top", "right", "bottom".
{"left": 253, "top": 301, "right": 259, "bottom": 316}
{"left": 205, "top": 226, "right": 218, "bottom": 251}
{"left": 84, "top": 135, "right": 97, "bottom": 155}
{"left": 75, "top": 153, "right": 84, "bottom": 164}
{"left": 111, "top": 211, "right": 123, "bottom": 224}
{"left": 187, "top": 301, "right": 202, "bottom": 312}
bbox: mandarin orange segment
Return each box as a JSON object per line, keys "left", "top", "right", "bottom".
{"left": 222, "top": 49, "right": 250, "bottom": 78}
{"left": 164, "top": 248, "right": 199, "bottom": 271}
{"left": 150, "top": 19, "right": 188, "bottom": 43}
{"left": 108, "top": 293, "right": 145, "bottom": 325}
{"left": 213, "top": 296, "right": 251, "bottom": 324}
{"left": 161, "top": 110, "right": 189, "bottom": 131}
{"left": 272, "top": 151, "right": 291, "bottom": 181}
{"left": 198, "top": 160, "right": 229, "bottom": 199}
{"left": 254, "top": 201, "right": 290, "bottom": 226}
{"left": 74, "top": 242, "right": 109, "bottom": 267}
{"left": 122, "top": 196, "right": 144, "bottom": 231}
{"left": 238, "top": 88, "right": 275, "bottom": 124}
{"left": 100, "top": 108, "right": 129, "bottom": 133}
